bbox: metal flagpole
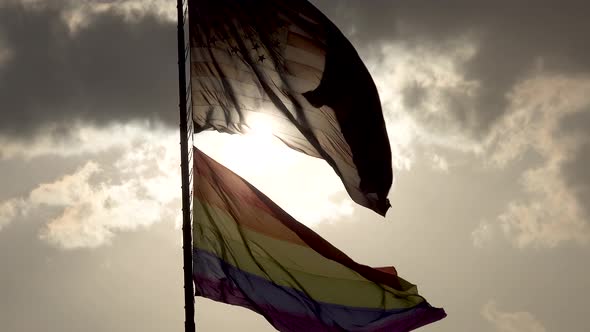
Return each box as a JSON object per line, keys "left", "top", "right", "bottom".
{"left": 176, "top": 0, "right": 196, "bottom": 331}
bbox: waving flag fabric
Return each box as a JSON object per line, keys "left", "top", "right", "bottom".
{"left": 192, "top": 147, "right": 446, "bottom": 331}
{"left": 188, "top": 0, "right": 393, "bottom": 215}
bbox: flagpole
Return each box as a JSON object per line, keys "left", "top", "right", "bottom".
{"left": 176, "top": 0, "right": 196, "bottom": 331}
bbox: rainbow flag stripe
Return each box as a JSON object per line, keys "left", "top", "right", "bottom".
{"left": 192, "top": 148, "right": 446, "bottom": 331}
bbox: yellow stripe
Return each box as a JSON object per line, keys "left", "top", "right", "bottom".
{"left": 193, "top": 200, "right": 422, "bottom": 309}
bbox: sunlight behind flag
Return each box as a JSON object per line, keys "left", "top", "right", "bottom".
{"left": 244, "top": 111, "right": 274, "bottom": 142}
{"left": 194, "top": 129, "right": 352, "bottom": 226}
{"left": 192, "top": 148, "right": 446, "bottom": 332}
{"left": 188, "top": 0, "right": 394, "bottom": 215}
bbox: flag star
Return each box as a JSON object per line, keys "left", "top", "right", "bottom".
{"left": 252, "top": 43, "right": 260, "bottom": 51}
{"left": 258, "top": 54, "right": 266, "bottom": 63}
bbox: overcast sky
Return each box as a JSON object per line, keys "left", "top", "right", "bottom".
{"left": 1, "top": 0, "right": 589, "bottom": 331}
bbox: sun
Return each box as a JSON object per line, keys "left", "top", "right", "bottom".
{"left": 244, "top": 112, "right": 274, "bottom": 143}
{"left": 193, "top": 114, "right": 351, "bottom": 226}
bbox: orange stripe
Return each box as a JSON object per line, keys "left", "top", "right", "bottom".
{"left": 194, "top": 152, "right": 307, "bottom": 246}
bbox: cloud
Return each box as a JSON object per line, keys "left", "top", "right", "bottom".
{"left": 497, "top": 163, "right": 590, "bottom": 248}
{"left": 0, "top": 121, "right": 169, "bottom": 160}
{"left": 471, "top": 219, "right": 498, "bottom": 248}
{"left": 359, "top": 40, "right": 484, "bottom": 173}
{"left": 59, "top": 0, "right": 175, "bottom": 33}
{"left": 316, "top": 0, "right": 590, "bottom": 235}
{"left": 0, "top": 36, "right": 12, "bottom": 66}
{"left": 559, "top": 112, "right": 590, "bottom": 220}
{"left": 482, "top": 300, "right": 546, "bottom": 332}
{"left": 429, "top": 153, "right": 449, "bottom": 172}
{"left": 0, "top": 126, "right": 181, "bottom": 248}
{"left": 475, "top": 75, "right": 590, "bottom": 248}
{"left": 0, "top": 198, "right": 26, "bottom": 231}
{"left": 313, "top": 0, "right": 590, "bottom": 141}
{"left": 37, "top": 159, "right": 179, "bottom": 249}
{"left": 0, "top": 1, "right": 177, "bottom": 138}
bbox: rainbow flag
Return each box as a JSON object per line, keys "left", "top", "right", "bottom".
{"left": 192, "top": 148, "right": 446, "bottom": 331}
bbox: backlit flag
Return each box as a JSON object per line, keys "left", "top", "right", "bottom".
{"left": 188, "top": 0, "right": 393, "bottom": 215}
{"left": 192, "top": 147, "right": 446, "bottom": 331}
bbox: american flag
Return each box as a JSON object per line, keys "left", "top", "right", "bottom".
{"left": 188, "top": 0, "right": 393, "bottom": 215}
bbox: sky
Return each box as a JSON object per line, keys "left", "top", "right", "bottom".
{"left": 1, "top": 0, "right": 589, "bottom": 331}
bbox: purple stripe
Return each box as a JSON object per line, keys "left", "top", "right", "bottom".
{"left": 194, "top": 249, "right": 446, "bottom": 332}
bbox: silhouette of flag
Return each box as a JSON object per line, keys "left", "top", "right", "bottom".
{"left": 188, "top": 0, "right": 393, "bottom": 215}
{"left": 192, "top": 147, "right": 446, "bottom": 332}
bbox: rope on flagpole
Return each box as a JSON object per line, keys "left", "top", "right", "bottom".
{"left": 176, "top": 0, "right": 195, "bottom": 331}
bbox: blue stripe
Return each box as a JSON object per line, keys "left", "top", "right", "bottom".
{"left": 194, "top": 249, "right": 446, "bottom": 332}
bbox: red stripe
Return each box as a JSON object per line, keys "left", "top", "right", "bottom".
{"left": 286, "top": 31, "right": 326, "bottom": 56}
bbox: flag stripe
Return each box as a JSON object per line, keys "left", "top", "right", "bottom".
{"left": 194, "top": 197, "right": 306, "bottom": 247}
{"left": 190, "top": 47, "right": 276, "bottom": 71}
{"left": 286, "top": 31, "right": 325, "bottom": 56}
{"left": 195, "top": 237, "right": 416, "bottom": 309}
{"left": 283, "top": 45, "right": 325, "bottom": 71}
{"left": 194, "top": 248, "right": 419, "bottom": 313}
{"left": 191, "top": 83, "right": 306, "bottom": 109}
{"left": 191, "top": 44, "right": 325, "bottom": 73}
{"left": 283, "top": 60, "right": 324, "bottom": 82}
{"left": 193, "top": 201, "right": 422, "bottom": 308}
{"left": 194, "top": 249, "right": 446, "bottom": 332}
{"left": 191, "top": 57, "right": 323, "bottom": 84}
{"left": 192, "top": 61, "right": 322, "bottom": 92}
{"left": 192, "top": 78, "right": 265, "bottom": 101}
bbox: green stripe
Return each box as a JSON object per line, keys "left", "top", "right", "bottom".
{"left": 193, "top": 200, "right": 423, "bottom": 309}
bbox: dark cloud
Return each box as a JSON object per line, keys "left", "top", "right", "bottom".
{"left": 0, "top": 2, "right": 178, "bottom": 138}
{"left": 564, "top": 143, "right": 590, "bottom": 219}
{"left": 312, "top": 0, "right": 590, "bottom": 139}
{"left": 401, "top": 82, "right": 426, "bottom": 110}
{"left": 559, "top": 108, "right": 590, "bottom": 135}
{"left": 2, "top": 1, "right": 588, "bottom": 141}
{"left": 560, "top": 110, "right": 590, "bottom": 219}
